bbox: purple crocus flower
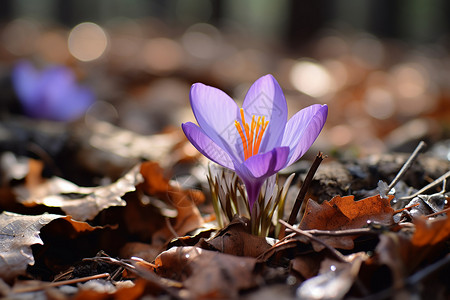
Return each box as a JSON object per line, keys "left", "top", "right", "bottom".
{"left": 182, "top": 74, "right": 328, "bottom": 211}
{"left": 11, "top": 61, "right": 94, "bottom": 121}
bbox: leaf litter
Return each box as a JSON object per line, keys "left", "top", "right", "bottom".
{"left": 0, "top": 120, "right": 449, "bottom": 299}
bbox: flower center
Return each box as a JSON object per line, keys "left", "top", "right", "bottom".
{"left": 234, "top": 108, "right": 269, "bottom": 160}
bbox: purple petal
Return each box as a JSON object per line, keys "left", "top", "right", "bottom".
{"left": 235, "top": 147, "right": 289, "bottom": 210}
{"left": 182, "top": 122, "right": 235, "bottom": 170}
{"left": 40, "top": 67, "right": 94, "bottom": 121}
{"left": 190, "top": 83, "right": 242, "bottom": 160}
{"left": 237, "top": 146, "right": 289, "bottom": 180}
{"left": 281, "top": 104, "right": 328, "bottom": 166}
{"left": 241, "top": 178, "right": 264, "bottom": 212}
{"left": 242, "top": 75, "right": 288, "bottom": 153}
{"left": 49, "top": 86, "right": 94, "bottom": 121}
{"left": 11, "top": 61, "right": 40, "bottom": 110}
{"left": 12, "top": 62, "right": 94, "bottom": 121}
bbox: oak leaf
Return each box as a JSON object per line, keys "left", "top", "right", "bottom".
{"left": 299, "top": 195, "right": 394, "bottom": 250}
{"left": 300, "top": 194, "right": 394, "bottom": 231}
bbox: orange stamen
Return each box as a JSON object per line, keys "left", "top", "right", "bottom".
{"left": 249, "top": 115, "right": 256, "bottom": 156}
{"left": 254, "top": 117, "right": 268, "bottom": 155}
{"left": 235, "top": 109, "right": 270, "bottom": 160}
{"left": 235, "top": 121, "right": 249, "bottom": 159}
{"left": 253, "top": 117, "right": 261, "bottom": 156}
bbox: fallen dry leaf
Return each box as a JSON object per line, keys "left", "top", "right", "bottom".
{"left": 139, "top": 161, "right": 204, "bottom": 244}
{"left": 411, "top": 215, "right": 450, "bottom": 248}
{"left": 291, "top": 252, "right": 325, "bottom": 281}
{"left": 0, "top": 212, "right": 63, "bottom": 281}
{"left": 296, "top": 252, "right": 367, "bottom": 300}
{"left": 16, "top": 164, "right": 143, "bottom": 221}
{"left": 299, "top": 194, "right": 394, "bottom": 249}
{"left": 206, "top": 216, "right": 271, "bottom": 257}
{"left": 300, "top": 194, "right": 395, "bottom": 231}
{"left": 375, "top": 215, "right": 450, "bottom": 291}
{"left": 154, "top": 246, "right": 257, "bottom": 298}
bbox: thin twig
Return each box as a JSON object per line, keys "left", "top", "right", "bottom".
{"left": 426, "top": 206, "right": 450, "bottom": 218}
{"left": 287, "top": 152, "right": 325, "bottom": 225}
{"left": 279, "top": 219, "right": 348, "bottom": 263}
{"left": 11, "top": 273, "right": 110, "bottom": 294}
{"left": 302, "top": 227, "right": 377, "bottom": 237}
{"left": 398, "top": 170, "right": 450, "bottom": 201}
{"left": 388, "top": 141, "right": 427, "bottom": 191}
{"left": 407, "top": 253, "right": 450, "bottom": 285}
{"left": 393, "top": 203, "right": 420, "bottom": 214}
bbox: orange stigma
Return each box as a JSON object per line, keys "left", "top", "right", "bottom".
{"left": 234, "top": 108, "right": 269, "bottom": 160}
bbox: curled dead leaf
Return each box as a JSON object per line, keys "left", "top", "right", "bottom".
{"left": 0, "top": 212, "right": 64, "bottom": 281}
{"left": 16, "top": 164, "right": 143, "bottom": 221}
{"left": 154, "top": 246, "right": 257, "bottom": 298}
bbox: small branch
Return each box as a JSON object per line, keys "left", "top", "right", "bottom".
{"left": 388, "top": 141, "right": 426, "bottom": 191}
{"left": 11, "top": 273, "right": 110, "bottom": 294}
{"left": 393, "top": 203, "right": 420, "bottom": 214}
{"left": 302, "top": 227, "right": 377, "bottom": 237}
{"left": 279, "top": 219, "right": 348, "bottom": 263}
{"left": 398, "top": 170, "right": 450, "bottom": 201}
{"left": 407, "top": 253, "right": 450, "bottom": 285}
{"left": 287, "top": 152, "right": 325, "bottom": 225}
{"left": 426, "top": 206, "right": 450, "bottom": 218}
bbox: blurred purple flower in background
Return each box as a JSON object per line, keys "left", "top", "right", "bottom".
{"left": 182, "top": 74, "right": 328, "bottom": 211}
{"left": 11, "top": 61, "right": 94, "bottom": 121}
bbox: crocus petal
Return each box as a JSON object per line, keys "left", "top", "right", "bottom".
{"left": 182, "top": 122, "right": 235, "bottom": 170}
{"left": 242, "top": 75, "right": 288, "bottom": 152}
{"left": 190, "top": 83, "right": 242, "bottom": 160}
{"left": 241, "top": 178, "right": 264, "bottom": 212}
{"left": 236, "top": 147, "right": 289, "bottom": 210}
{"left": 50, "top": 86, "right": 94, "bottom": 121}
{"left": 12, "top": 62, "right": 94, "bottom": 121}
{"left": 40, "top": 67, "right": 94, "bottom": 121}
{"left": 281, "top": 104, "right": 328, "bottom": 166}
{"left": 236, "top": 146, "right": 289, "bottom": 180}
{"left": 11, "top": 61, "right": 40, "bottom": 109}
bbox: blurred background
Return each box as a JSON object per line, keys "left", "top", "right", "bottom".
{"left": 1, "top": 0, "right": 450, "bottom": 162}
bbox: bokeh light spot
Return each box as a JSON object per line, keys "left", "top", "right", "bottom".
{"left": 68, "top": 22, "right": 108, "bottom": 62}
{"left": 142, "top": 38, "right": 184, "bottom": 73}
{"left": 290, "top": 60, "right": 333, "bottom": 98}
{"left": 364, "top": 87, "right": 395, "bottom": 119}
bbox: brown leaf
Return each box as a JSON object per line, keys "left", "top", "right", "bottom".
{"left": 16, "top": 164, "right": 143, "bottom": 221}
{"left": 411, "top": 215, "right": 450, "bottom": 247}
{"left": 291, "top": 252, "right": 324, "bottom": 281}
{"left": 298, "top": 195, "right": 394, "bottom": 250}
{"left": 300, "top": 194, "right": 395, "bottom": 231}
{"left": 154, "top": 246, "right": 257, "bottom": 298}
{"left": 139, "top": 161, "right": 204, "bottom": 244}
{"left": 206, "top": 216, "right": 271, "bottom": 257}
{"left": 300, "top": 195, "right": 394, "bottom": 251}
{"left": 0, "top": 212, "right": 63, "bottom": 281}
{"left": 375, "top": 216, "right": 450, "bottom": 290}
